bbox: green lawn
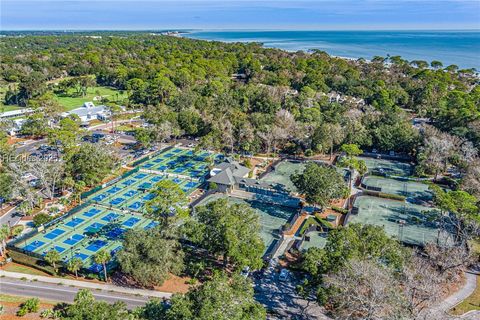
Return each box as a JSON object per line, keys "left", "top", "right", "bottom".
{"left": 2, "top": 263, "right": 50, "bottom": 276}
{"left": 450, "top": 275, "right": 480, "bottom": 315}
{"left": 55, "top": 86, "right": 128, "bottom": 111}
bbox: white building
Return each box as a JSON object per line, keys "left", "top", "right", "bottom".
{"left": 61, "top": 102, "right": 110, "bottom": 122}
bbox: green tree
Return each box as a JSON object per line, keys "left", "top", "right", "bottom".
{"left": 0, "top": 224, "right": 10, "bottom": 257}
{"left": 67, "top": 257, "right": 83, "bottom": 278}
{"left": 66, "top": 143, "right": 117, "bottom": 186}
{"left": 187, "top": 198, "right": 264, "bottom": 270}
{"left": 291, "top": 162, "right": 349, "bottom": 208}
{"left": 117, "top": 227, "right": 184, "bottom": 287}
{"left": 134, "top": 128, "right": 154, "bottom": 148}
{"left": 94, "top": 250, "right": 111, "bottom": 282}
{"left": 63, "top": 289, "right": 130, "bottom": 320}
{"left": 45, "top": 249, "right": 61, "bottom": 273}
{"left": 164, "top": 272, "right": 266, "bottom": 320}
{"left": 145, "top": 180, "right": 188, "bottom": 226}
{"left": 32, "top": 213, "right": 53, "bottom": 227}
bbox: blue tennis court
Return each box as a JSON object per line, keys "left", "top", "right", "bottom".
{"left": 110, "top": 198, "right": 125, "bottom": 205}
{"left": 63, "top": 234, "right": 84, "bottom": 246}
{"left": 44, "top": 229, "right": 65, "bottom": 240}
{"left": 153, "top": 158, "right": 163, "bottom": 163}
{"left": 89, "top": 263, "right": 103, "bottom": 272}
{"left": 138, "top": 182, "right": 152, "bottom": 189}
{"left": 24, "top": 240, "right": 45, "bottom": 252}
{"left": 102, "top": 212, "right": 120, "bottom": 222}
{"left": 83, "top": 208, "right": 102, "bottom": 217}
{"left": 158, "top": 165, "right": 168, "bottom": 171}
{"left": 92, "top": 194, "right": 107, "bottom": 202}
{"left": 144, "top": 221, "right": 158, "bottom": 230}
{"left": 86, "top": 240, "right": 107, "bottom": 252}
{"left": 164, "top": 153, "right": 174, "bottom": 158}
{"left": 53, "top": 245, "right": 66, "bottom": 253}
{"left": 110, "top": 246, "right": 122, "bottom": 255}
{"left": 123, "top": 190, "right": 136, "bottom": 197}
{"left": 107, "top": 186, "right": 122, "bottom": 194}
{"left": 122, "top": 179, "right": 135, "bottom": 186}
{"left": 106, "top": 227, "right": 125, "bottom": 239}
{"left": 143, "top": 193, "right": 155, "bottom": 201}
{"left": 143, "top": 163, "right": 154, "bottom": 168}
{"left": 185, "top": 181, "right": 197, "bottom": 188}
{"left": 123, "top": 217, "right": 140, "bottom": 227}
{"left": 65, "top": 218, "right": 84, "bottom": 228}
{"left": 86, "top": 222, "right": 104, "bottom": 233}
{"left": 173, "top": 149, "right": 182, "bottom": 153}
{"left": 134, "top": 173, "right": 148, "bottom": 179}
{"left": 173, "top": 167, "right": 185, "bottom": 173}
{"left": 72, "top": 253, "right": 89, "bottom": 261}
{"left": 151, "top": 176, "right": 162, "bottom": 182}
{"left": 173, "top": 177, "right": 182, "bottom": 184}
{"left": 128, "top": 202, "right": 143, "bottom": 210}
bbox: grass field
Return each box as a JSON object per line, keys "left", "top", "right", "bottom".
{"left": 0, "top": 84, "right": 127, "bottom": 114}
{"left": 55, "top": 86, "right": 128, "bottom": 111}
{"left": 1, "top": 263, "right": 50, "bottom": 276}
{"left": 450, "top": 276, "right": 480, "bottom": 315}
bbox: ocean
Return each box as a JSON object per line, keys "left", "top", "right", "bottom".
{"left": 184, "top": 30, "right": 480, "bottom": 70}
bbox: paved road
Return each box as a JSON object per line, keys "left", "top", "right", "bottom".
{"left": 0, "top": 205, "right": 22, "bottom": 227}
{"left": 0, "top": 277, "right": 152, "bottom": 308}
{"left": 254, "top": 258, "right": 329, "bottom": 320}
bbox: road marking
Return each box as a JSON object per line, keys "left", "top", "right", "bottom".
{"left": 0, "top": 281, "right": 149, "bottom": 303}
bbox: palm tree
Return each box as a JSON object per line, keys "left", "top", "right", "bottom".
{"left": 0, "top": 224, "right": 10, "bottom": 257}
{"left": 94, "top": 250, "right": 111, "bottom": 282}
{"left": 45, "top": 249, "right": 61, "bottom": 273}
{"left": 67, "top": 257, "right": 83, "bottom": 278}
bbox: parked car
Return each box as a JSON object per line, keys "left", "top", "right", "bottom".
{"left": 240, "top": 266, "right": 250, "bottom": 278}
{"left": 278, "top": 268, "right": 289, "bottom": 281}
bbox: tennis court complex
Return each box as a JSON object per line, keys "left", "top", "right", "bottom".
{"left": 361, "top": 176, "right": 433, "bottom": 204}
{"left": 261, "top": 161, "right": 306, "bottom": 192}
{"left": 17, "top": 205, "right": 157, "bottom": 271}
{"left": 196, "top": 194, "right": 297, "bottom": 253}
{"left": 359, "top": 157, "right": 414, "bottom": 177}
{"left": 349, "top": 196, "right": 453, "bottom": 246}
{"left": 87, "top": 172, "right": 200, "bottom": 212}
{"left": 140, "top": 147, "right": 222, "bottom": 179}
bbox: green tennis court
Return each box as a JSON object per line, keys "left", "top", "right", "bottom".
{"left": 141, "top": 147, "right": 223, "bottom": 179}
{"left": 196, "top": 194, "right": 297, "bottom": 253}
{"left": 360, "top": 157, "right": 414, "bottom": 177}
{"left": 350, "top": 196, "right": 453, "bottom": 246}
{"left": 16, "top": 205, "right": 157, "bottom": 271}
{"left": 261, "top": 161, "right": 306, "bottom": 192}
{"left": 362, "top": 176, "right": 433, "bottom": 204}
{"left": 300, "top": 231, "right": 327, "bottom": 251}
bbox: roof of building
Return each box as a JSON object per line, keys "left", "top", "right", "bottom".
{"left": 213, "top": 158, "right": 250, "bottom": 178}
{"left": 208, "top": 167, "right": 236, "bottom": 185}
{"left": 62, "top": 105, "right": 108, "bottom": 118}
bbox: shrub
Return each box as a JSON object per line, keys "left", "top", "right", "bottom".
{"left": 17, "top": 298, "right": 39, "bottom": 316}
{"left": 7, "top": 250, "right": 56, "bottom": 275}
{"left": 331, "top": 206, "right": 348, "bottom": 214}
{"left": 378, "top": 192, "right": 406, "bottom": 201}
{"left": 209, "top": 182, "right": 218, "bottom": 190}
{"left": 33, "top": 213, "right": 53, "bottom": 227}
{"left": 304, "top": 149, "right": 314, "bottom": 157}
{"left": 243, "top": 158, "right": 252, "bottom": 169}
{"left": 11, "top": 225, "right": 24, "bottom": 237}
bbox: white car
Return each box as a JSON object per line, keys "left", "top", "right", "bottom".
{"left": 278, "top": 268, "right": 289, "bottom": 281}
{"left": 240, "top": 266, "right": 250, "bottom": 278}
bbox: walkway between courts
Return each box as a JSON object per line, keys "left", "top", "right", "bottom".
{"left": 283, "top": 212, "right": 308, "bottom": 237}
{"left": 0, "top": 270, "right": 171, "bottom": 299}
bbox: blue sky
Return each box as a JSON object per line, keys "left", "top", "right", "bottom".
{"left": 1, "top": 0, "right": 479, "bottom": 30}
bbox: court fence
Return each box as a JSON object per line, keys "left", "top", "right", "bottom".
{"left": 80, "top": 167, "right": 140, "bottom": 200}
{"left": 130, "top": 146, "right": 174, "bottom": 167}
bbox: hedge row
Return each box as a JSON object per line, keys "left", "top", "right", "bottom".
{"left": 7, "top": 249, "right": 56, "bottom": 276}
{"left": 330, "top": 206, "right": 348, "bottom": 214}
{"left": 362, "top": 190, "right": 406, "bottom": 201}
